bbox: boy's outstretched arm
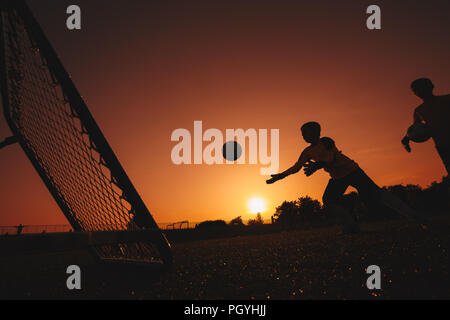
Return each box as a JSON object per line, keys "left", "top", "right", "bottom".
{"left": 266, "top": 151, "right": 308, "bottom": 184}
{"left": 266, "top": 163, "right": 301, "bottom": 184}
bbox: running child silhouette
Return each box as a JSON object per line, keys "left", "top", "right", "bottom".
{"left": 402, "top": 78, "right": 450, "bottom": 175}
{"left": 267, "top": 122, "right": 426, "bottom": 233}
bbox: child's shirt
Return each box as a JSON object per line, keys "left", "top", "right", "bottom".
{"left": 296, "top": 138, "right": 359, "bottom": 179}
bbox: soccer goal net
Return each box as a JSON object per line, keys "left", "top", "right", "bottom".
{"left": 0, "top": 1, "right": 172, "bottom": 267}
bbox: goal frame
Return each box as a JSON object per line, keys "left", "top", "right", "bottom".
{"left": 0, "top": 0, "right": 172, "bottom": 268}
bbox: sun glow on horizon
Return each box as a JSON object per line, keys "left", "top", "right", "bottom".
{"left": 247, "top": 197, "right": 267, "bottom": 214}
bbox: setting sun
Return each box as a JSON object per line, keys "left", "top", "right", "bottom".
{"left": 247, "top": 197, "right": 267, "bottom": 214}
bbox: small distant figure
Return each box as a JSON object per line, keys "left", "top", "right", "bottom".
{"left": 402, "top": 78, "right": 450, "bottom": 175}
{"left": 267, "top": 122, "right": 427, "bottom": 233}
{"left": 16, "top": 224, "right": 24, "bottom": 235}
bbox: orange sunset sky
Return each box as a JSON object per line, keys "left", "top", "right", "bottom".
{"left": 1, "top": 0, "right": 449, "bottom": 226}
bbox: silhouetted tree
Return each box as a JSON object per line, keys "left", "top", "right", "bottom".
{"left": 248, "top": 213, "right": 264, "bottom": 226}
{"left": 297, "top": 196, "right": 322, "bottom": 227}
{"left": 229, "top": 216, "right": 245, "bottom": 227}
{"left": 273, "top": 200, "right": 299, "bottom": 228}
{"left": 273, "top": 197, "right": 324, "bottom": 229}
{"left": 196, "top": 220, "right": 228, "bottom": 230}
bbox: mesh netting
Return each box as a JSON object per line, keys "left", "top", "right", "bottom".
{"left": 1, "top": 7, "right": 165, "bottom": 263}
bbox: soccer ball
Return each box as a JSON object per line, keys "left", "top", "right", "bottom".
{"left": 222, "top": 141, "right": 242, "bottom": 161}
{"left": 407, "top": 122, "right": 432, "bottom": 143}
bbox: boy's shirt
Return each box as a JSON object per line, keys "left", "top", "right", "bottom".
{"left": 297, "top": 139, "right": 359, "bottom": 179}
{"left": 414, "top": 94, "right": 450, "bottom": 147}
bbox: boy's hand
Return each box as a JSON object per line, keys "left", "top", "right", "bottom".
{"left": 303, "top": 161, "right": 322, "bottom": 176}
{"left": 266, "top": 173, "right": 285, "bottom": 184}
{"left": 401, "top": 136, "right": 411, "bottom": 152}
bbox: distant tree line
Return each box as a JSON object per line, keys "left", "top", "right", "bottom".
{"left": 196, "top": 213, "right": 265, "bottom": 231}
{"left": 272, "top": 196, "right": 325, "bottom": 230}
{"left": 273, "top": 176, "right": 449, "bottom": 230}
{"left": 195, "top": 176, "right": 449, "bottom": 232}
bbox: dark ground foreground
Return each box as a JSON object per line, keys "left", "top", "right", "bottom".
{"left": 0, "top": 217, "right": 449, "bottom": 300}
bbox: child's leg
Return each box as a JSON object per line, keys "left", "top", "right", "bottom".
{"left": 349, "top": 169, "right": 383, "bottom": 213}
{"left": 351, "top": 168, "right": 426, "bottom": 226}
{"left": 323, "top": 177, "right": 358, "bottom": 232}
{"left": 379, "top": 190, "right": 429, "bottom": 230}
{"left": 379, "top": 190, "right": 421, "bottom": 219}
{"left": 436, "top": 145, "right": 450, "bottom": 176}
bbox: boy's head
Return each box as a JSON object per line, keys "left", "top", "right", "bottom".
{"left": 301, "top": 122, "right": 321, "bottom": 143}
{"left": 411, "top": 78, "right": 434, "bottom": 100}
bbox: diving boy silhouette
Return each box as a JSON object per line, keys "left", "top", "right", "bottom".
{"left": 267, "top": 122, "right": 426, "bottom": 233}
{"left": 402, "top": 78, "right": 450, "bottom": 175}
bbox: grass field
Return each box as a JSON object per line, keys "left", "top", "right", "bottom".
{"left": 0, "top": 217, "right": 449, "bottom": 300}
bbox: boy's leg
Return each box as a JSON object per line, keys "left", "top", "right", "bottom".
{"left": 323, "top": 177, "right": 358, "bottom": 233}
{"left": 349, "top": 169, "right": 384, "bottom": 215}
{"left": 436, "top": 145, "right": 450, "bottom": 176}
{"left": 379, "top": 190, "right": 418, "bottom": 219}
{"left": 350, "top": 168, "right": 428, "bottom": 228}
{"left": 379, "top": 190, "right": 429, "bottom": 230}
